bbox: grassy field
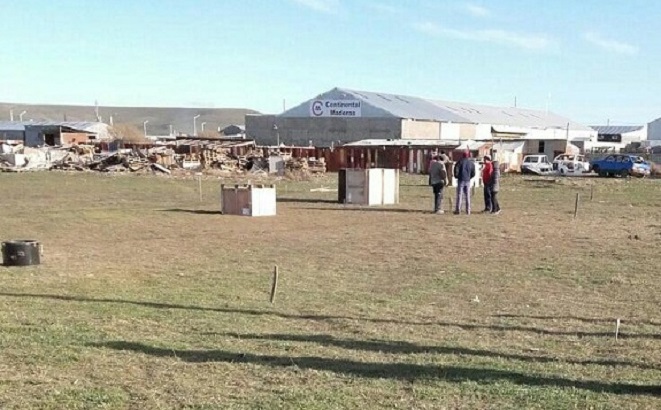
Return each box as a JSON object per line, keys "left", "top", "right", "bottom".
{"left": 0, "top": 171, "right": 660, "bottom": 409}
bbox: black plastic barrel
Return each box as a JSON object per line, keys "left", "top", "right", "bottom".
{"left": 2, "top": 240, "right": 41, "bottom": 266}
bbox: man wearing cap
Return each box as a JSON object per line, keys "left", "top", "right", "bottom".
{"left": 453, "top": 150, "right": 476, "bottom": 215}
{"left": 428, "top": 154, "right": 449, "bottom": 214}
{"left": 481, "top": 155, "right": 494, "bottom": 213}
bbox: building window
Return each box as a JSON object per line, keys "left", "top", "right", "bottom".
{"left": 538, "top": 141, "right": 545, "bottom": 153}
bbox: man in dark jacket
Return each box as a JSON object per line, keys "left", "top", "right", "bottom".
{"left": 453, "top": 150, "right": 476, "bottom": 215}
{"left": 428, "top": 154, "right": 449, "bottom": 214}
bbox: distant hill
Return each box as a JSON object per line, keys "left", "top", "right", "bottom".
{"left": 0, "top": 102, "right": 259, "bottom": 136}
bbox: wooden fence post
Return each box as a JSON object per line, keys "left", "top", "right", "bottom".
{"left": 269, "top": 266, "right": 279, "bottom": 304}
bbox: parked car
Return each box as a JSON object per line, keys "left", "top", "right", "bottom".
{"left": 590, "top": 154, "right": 651, "bottom": 177}
{"left": 521, "top": 155, "right": 552, "bottom": 174}
{"left": 553, "top": 154, "right": 591, "bottom": 175}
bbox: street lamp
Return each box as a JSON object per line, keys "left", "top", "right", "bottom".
{"left": 19, "top": 110, "right": 27, "bottom": 121}
{"left": 201, "top": 122, "right": 206, "bottom": 132}
{"left": 143, "top": 120, "right": 149, "bottom": 138}
{"left": 272, "top": 123, "right": 280, "bottom": 147}
{"left": 193, "top": 115, "right": 201, "bottom": 136}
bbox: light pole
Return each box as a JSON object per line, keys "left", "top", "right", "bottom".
{"left": 272, "top": 124, "right": 280, "bottom": 148}
{"left": 201, "top": 122, "right": 206, "bottom": 132}
{"left": 193, "top": 115, "right": 200, "bottom": 136}
{"left": 143, "top": 120, "right": 149, "bottom": 138}
{"left": 19, "top": 110, "right": 27, "bottom": 121}
{"left": 169, "top": 124, "right": 173, "bottom": 137}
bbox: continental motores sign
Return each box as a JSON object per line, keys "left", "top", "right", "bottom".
{"left": 310, "top": 100, "right": 362, "bottom": 117}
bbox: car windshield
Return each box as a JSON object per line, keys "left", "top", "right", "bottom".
{"left": 633, "top": 157, "right": 646, "bottom": 164}
{"left": 524, "top": 157, "right": 537, "bottom": 163}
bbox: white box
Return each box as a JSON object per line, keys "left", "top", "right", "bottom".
{"left": 342, "top": 168, "right": 400, "bottom": 206}
{"left": 0, "top": 154, "right": 26, "bottom": 167}
{"left": 220, "top": 184, "right": 276, "bottom": 217}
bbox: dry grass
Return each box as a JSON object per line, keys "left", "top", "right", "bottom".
{"left": 0, "top": 172, "right": 660, "bottom": 409}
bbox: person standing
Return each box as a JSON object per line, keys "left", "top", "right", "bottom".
{"left": 481, "top": 155, "right": 494, "bottom": 213}
{"left": 453, "top": 150, "right": 476, "bottom": 215}
{"left": 491, "top": 160, "right": 501, "bottom": 215}
{"left": 428, "top": 155, "right": 449, "bottom": 214}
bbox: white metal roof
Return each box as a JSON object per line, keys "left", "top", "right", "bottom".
{"left": 590, "top": 125, "right": 644, "bottom": 134}
{"left": 493, "top": 141, "right": 525, "bottom": 151}
{"left": 343, "top": 139, "right": 457, "bottom": 147}
{"left": 0, "top": 120, "right": 104, "bottom": 132}
{"left": 281, "top": 87, "right": 592, "bottom": 131}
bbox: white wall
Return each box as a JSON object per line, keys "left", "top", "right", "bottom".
{"left": 439, "top": 123, "right": 461, "bottom": 141}
{"left": 401, "top": 119, "right": 440, "bottom": 139}
{"left": 648, "top": 118, "right": 661, "bottom": 140}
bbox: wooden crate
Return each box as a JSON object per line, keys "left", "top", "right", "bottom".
{"left": 338, "top": 168, "right": 399, "bottom": 205}
{"left": 220, "top": 184, "right": 276, "bottom": 216}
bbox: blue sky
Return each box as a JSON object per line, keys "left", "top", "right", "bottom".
{"left": 0, "top": 0, "right": 658, "bottom": 124}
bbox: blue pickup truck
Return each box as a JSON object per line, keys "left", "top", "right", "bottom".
{"left": 590, "top": 154, "right": 651, "bottom": 177}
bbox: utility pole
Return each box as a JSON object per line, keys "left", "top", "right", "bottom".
{"left": 94, "top": 100, "right": 101, "bottom": 122}
{"left": 143, "top": 120, "right": 149, "bottom": 138}
{"left": 193, "top": 115, "right": 200, "bottom": 136}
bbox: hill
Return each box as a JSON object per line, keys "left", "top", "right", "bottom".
{"left": 0, "top": 102, "right": 259, "bottom": 136}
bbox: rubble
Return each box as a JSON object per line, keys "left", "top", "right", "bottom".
{"left": 0, "top": 140, "right": 327, "bottom": 177}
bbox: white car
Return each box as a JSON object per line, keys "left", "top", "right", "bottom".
{"left": 521, "top": 155, "right": 552, "bottom": 174}
{"left": 553, "top": 154, "right": 590, "bottom": 176}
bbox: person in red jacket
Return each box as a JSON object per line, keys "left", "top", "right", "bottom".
{"left": 481, "top": 155, "right": 494, "bottom": 213}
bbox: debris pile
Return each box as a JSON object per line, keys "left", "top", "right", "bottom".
{"left": 284, "top": 157, "right": 327, "bottom": 174}
{"left": 0, "top": 141, "right": 327, "bottom": 177}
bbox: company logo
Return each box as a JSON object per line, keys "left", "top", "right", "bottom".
{"left": 311, "top": 100, "right": 324, "bottom": 116}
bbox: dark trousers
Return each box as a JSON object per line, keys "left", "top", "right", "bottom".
{"left": 483, "top": 184, "right": 493, "bottom": 212}
{"left": 491, "top": 190, "right": 500, "bottom": 212}
{"left": 432, "top": 183, "right": 445, "bottom": 212}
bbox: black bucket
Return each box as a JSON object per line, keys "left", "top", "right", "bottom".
{"left": 2, "top": 240, "right": 41, "bottom": 266}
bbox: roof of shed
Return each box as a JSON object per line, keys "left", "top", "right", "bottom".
{"left": 590, "top": 125, "right": 644, "bottom": 134}
{"left": 0, "top": 121, "right": 104, "bottom": 132}
{"left": 343, "top": 139, "right": 457, "bottom": 147}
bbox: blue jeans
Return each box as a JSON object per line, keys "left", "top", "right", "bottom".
{"left": 455, "top": 180, "right": 471, "bottom": 214}
{"left": 483, "top": 184, "right": 493, "bottom": 212}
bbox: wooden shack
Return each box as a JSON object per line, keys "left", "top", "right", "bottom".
{"left": 220, "top": 184, "right": 276, "bottom": 216}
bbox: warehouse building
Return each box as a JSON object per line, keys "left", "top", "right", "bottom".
{"left": 648, "top": 117, "right": 661, "bottom": 141}
{"left": 0, "top": 121, "right": 109, "bottom": 146}
{"left": 589, "top": 125, "right": 647, "bottom": 152}
{"left": 246, "top": 87, "right": 596, "bottom": 159}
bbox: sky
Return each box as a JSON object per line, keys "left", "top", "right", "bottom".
{"left": 0, "top": 0, "right": 658, "bottom": 124}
